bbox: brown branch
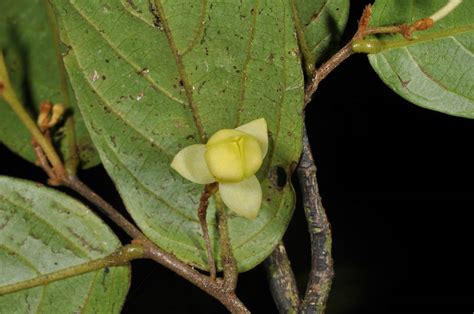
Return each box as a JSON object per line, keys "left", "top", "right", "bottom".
{"left": 62, "top": 175, "right": 147, "bottom": 240}
{"left": 297, "top": 125, "right": 334, "bottom": 314}
{"left": 264, "top": 241, "right": 300, "bottom": 313}
{"left": 141, "top": 237, "right": 249, "bottom": 313}
{"left": 62, "top": 175, "right": 248, "bottom": 312}
{"left": 304, "top": 4, "right": 372, "bottom": 106}
{"left": 262, "top": 7, "right": 373, "bottom": 312}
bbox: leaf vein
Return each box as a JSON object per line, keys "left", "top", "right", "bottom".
{"left": 67, "top": 0, "right": 185, "bottom": 106}
{"left": 151, "top": 0, "right": 206, "bottom": 142}
{"left": 72, "top": 53, "right": 174, "bottom": 158}
{"left": 236, "top": 0, "right": 259, "bottom": 126}
{"left": 79, "top": 270, "right": 100, "bottom": 313}
{"left": 181, "top": 0, "right": 208, "bottom": 56}
{"left": 0, "top": 196, "right": 91, "bottom": 258}
{"left": 102, "top": 140, "right": 200, "bottom": 223}
{"left": 451, "top": 36, "right": 474, "bottom": 57}
{"left": 304, "top": 0, "right": 329, "bottom": 28}
{"left": 0, "top": 244, "right": 40, "bottom": 275}
{"left": 265, "top": 1, "right": 287, "bottom": 172}
{"left": 404, "top": 47, "right": 474, "bottom": 101}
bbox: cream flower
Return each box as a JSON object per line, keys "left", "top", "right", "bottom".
{"left": 171, "top": 118, "right": 268, "bottom": 219}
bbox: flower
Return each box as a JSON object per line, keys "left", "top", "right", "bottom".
{"left": 171, "top": 118, "right": 268, "bottom": 219}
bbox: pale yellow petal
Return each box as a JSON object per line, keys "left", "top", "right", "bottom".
{"left": 205, "top": 141, "right": 243, "bottom": 182}
{"left": 207, "top": 129, "right": 245, "bottom": 145}
{"left": 239, "top": 136, "right": 262, "bottom": 177}
{"left": 219, "top": 175, "right": 262, "bottom": 219}
{"left": 236, "top": 118, "right": 268, "bottom": 157}
{"left": 171, "top": 144, "right": 215, "bottom": 184}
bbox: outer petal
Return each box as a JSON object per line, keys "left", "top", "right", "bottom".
{"left": 239, "top": 136, "right": 262, "bottom": 177}
{"left": 171, "top": 144, "right": 215, "bottom": 184}
{"left": 236, "top": 118, "right": 268, "bottom": 157}
{"left": 219, "top": 175, "right": 262, "bottom": 219}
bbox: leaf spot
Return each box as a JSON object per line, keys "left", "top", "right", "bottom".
{"left": 89, "top": 70, "right": 100, "bottom": 82}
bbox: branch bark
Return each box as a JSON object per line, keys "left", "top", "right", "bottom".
{"left": 297, "top": 125, "right": 334, "bottom": 313}
{"left": 264, "top": 241, "right": 300, "bottom": 313}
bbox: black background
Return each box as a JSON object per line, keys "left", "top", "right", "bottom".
{"left": 1, "top": 1, "right": 473, "bottom": 313}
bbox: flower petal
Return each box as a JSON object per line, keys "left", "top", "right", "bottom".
{"left": 239, "top": 136, "right": 262, "bottom": 177}
{"left": 207, "top": 129, "right": 245, "bottom": 145}
{"left": 219, "top": 175, "right": 262, "bottom": 219}
{"left": 205, "top": 141, "right": 243, "bottom": 182}
{"left": 171, "top": 144, "right": 215, "bottom": 184}
{"left": 236, "top": 118, "right": 268, "bottom": 157}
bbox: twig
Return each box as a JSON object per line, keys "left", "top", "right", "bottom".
{"left": 141, "top": 236, "right": 249, "bottom": 313}
{"left": 304, "top": 5, "right": 372, "bottom": 106}
{"left": 63, "top": 175, "right": 149, "bottom": 240}
{"left": 297, "top": 125, "right": 334, "bottom": 313}
{"left": 198, "top": 183, "right": 218, "bottom": 280}
{"left": 0, "top": 52, "right": 66, "bottom": 178}
{"left": 0, "top": 244, "right": 144, "bottom": 296}
{"left": 264, "top": 241, "right": 300, "bottom": 313}
{"left": 32, "top": 141, "right": 57, "bottom": 182}
{"left": 304, "top": 4, "right": 437, "bottom": 106}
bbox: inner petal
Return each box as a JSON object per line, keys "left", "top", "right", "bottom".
{"left": 205, "top": 141, "right": 243, "bottom": 182}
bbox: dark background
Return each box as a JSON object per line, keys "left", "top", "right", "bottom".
{"left": 1, "top": 1, "right": 473, "bottom": 313}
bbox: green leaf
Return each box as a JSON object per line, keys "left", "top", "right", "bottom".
{"left": 0, "top": 176, "right": 130, "bottom": 313}
{"left": 368, "top": 0, "right": 474, "bottom": 118}
{"left": 50, "top": 0, "right": 305, "bottom": 272}
{"left": 291, "top": 0, "right": 350, "bottom": 74}
{"left": 0, "top": 0, "right": 100, "bottom": 168}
